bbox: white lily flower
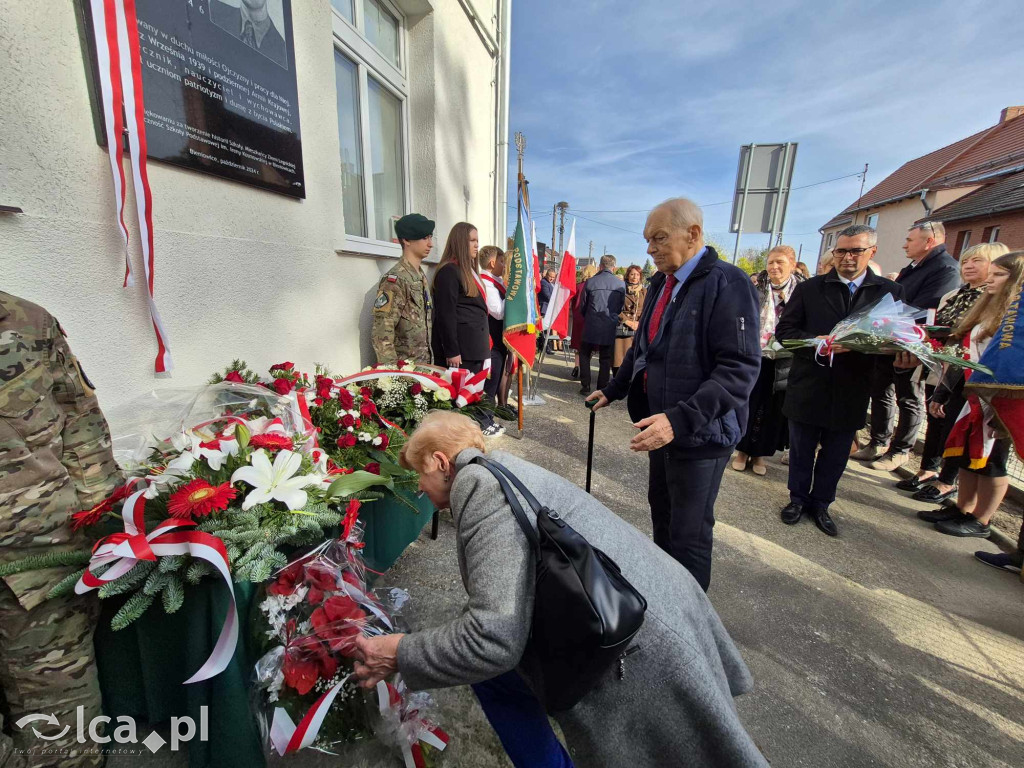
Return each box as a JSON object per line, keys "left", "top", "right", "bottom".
{"left": 230, "top": 449, "right": 321, "bottom": 511}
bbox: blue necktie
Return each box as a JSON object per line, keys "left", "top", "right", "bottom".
{"left": 849, "top": 282, "right": 857, "bottom": 297}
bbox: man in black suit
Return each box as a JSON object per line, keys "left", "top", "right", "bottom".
{"left": 578, "top": 255, "right": 625, "bottom": 394}
{"left": 776, "top": 225, "right": 904, "bottom": 536}
{"left": 854, "top": 221, "right": 960, "bottom": 471}
{"left": 210, "top": 0, "right": 288, "bottom": 69}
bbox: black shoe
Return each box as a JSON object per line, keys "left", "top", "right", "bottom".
{"left": 571, "top": 366, "right": 580, "bottom": 379}
{"left": 780, "top": 502, "right": 803, "bottom": 525}
{"left": 912, "top": 484, "right": 956, "bottom": 502}
{"left": 810, "top": 507, "right": 838, "bottom": 537}
{"left": 974, "top": 551, "right": 1023, "bottom": 574}
{"left": 916, "top": 505, "right": 961, "bottom": 523}
{"left": 935, "top": 517, "right": 991, "bottom": 538}
{"left": 896, "top": 475, "right": 936, "bottom": 491}
{"left": 579, "top": 386, "right": 590, "bottom": 396}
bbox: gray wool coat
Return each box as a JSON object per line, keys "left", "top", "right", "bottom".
{"left": 397, "top": 449, "right": 768, "bottom": 767}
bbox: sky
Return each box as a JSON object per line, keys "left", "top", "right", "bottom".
{"left": 506, "top": 0, "right": 1024, "bottom": 269}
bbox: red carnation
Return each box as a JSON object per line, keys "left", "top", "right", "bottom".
{"left": 410, "top": 383, "right": 422, "bottom": 395}
{"left": 337, "top": 433, "right": 357, "bottom": 449}
{"left": 167, "top": 479, "right": 237, "bottom": 520}
{"left": 337, "top": 389, "right": 355, "bottom": 409}
{"left": 360, "top": 400, "right": 377, "bottom": 417}
{"left": 249, "top": 432, "right": 295, "bottom": 451}
{"left": 273, "top": 378, "right": 294, "bottom": 395}
{"left": 339, "top": 414, "right": 356, "bottom": 428}
{"left": 396, "top": 359, "right": 408, "bottom": 368}
{"left": 364, "top": 462, "right": 381, "bottom": 475}
{"left": 360, "top": 387, "right": 373, "bottom": 399}
{"left": 376, "top": 433, "right": 390, "bottom": 450}
{"left": 272, "top": 362, "right": 295, "bottom": 372}
{"left": 225, "top": 371, "right": 245, "bottom": 383}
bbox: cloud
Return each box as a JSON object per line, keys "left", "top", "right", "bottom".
{"left": 509, "top": 0, "right": 1024, "bottom": 263}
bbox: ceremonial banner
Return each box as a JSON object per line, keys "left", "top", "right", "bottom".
{"left": 503, "top": 207, "right": 540, "bottom": 367}
{"left": 542, "top": 219, "right": 577, "bottom": 338}
{"left": 967, "top": 284, "right": 1024, "bottom": 459}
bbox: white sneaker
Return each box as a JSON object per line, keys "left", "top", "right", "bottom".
{"left": 781, "top": 449, "right": 789, "bottom": 465}
{"left": 482, "top": 423, "right": 506, "bottom": 438}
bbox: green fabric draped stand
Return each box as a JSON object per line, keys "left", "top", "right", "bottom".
{"left": 94, "top": 489, "right": 434, "bottom": 768}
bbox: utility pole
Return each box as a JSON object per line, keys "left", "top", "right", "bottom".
{"left": 588, "top": 240, "right": 594, "bottom": 267}
{"left": 556, "top": 202, "right": 569, "bottom": 263}
{"left": 551, "top": 204, "right": 557, "bottom": 264}
{"left": 857, "top": 163, "right": 868, "bottom": 206}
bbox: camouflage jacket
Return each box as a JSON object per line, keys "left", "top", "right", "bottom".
{"left": 371, "top": 256, "right": 433, "bottom": 365}
{"left": 0, "top": 292, "right": 120, "bottom": 609}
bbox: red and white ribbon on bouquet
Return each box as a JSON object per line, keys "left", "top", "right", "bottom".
{"left": 75, "top": 487, "right": 236, "bottom": 684}
{"left": 89, "top": 0, "right": 173, "bottom": 373}
{"left": 444, "top": 367, "right": 488, "bottom": 407}
{"left": 376, "top": 680, "right": 450, "bottom": 768}
{"left": 269, "top": 675, "right": 351, "bottom": 755}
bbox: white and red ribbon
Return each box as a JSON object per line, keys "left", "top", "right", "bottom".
{"left": 444, "top": 367, "right": 488, "bottom": 407}
{"left": 376, "top": 680, "right": 450, "bottom": 768}
{"left": 269, "top": 675, "right": 350, "bottom": 755}
{"left": 75, "top": 488, "right": 236, "bottom": 683}
{"left": 90, "top": 0, "right": 172, "bottom": 373}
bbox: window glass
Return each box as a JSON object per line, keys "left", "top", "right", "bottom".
{"left": 334, "top": 52, "right": 367, "bottom": 237}
{"left": 331, "top": 0, "right": 354, "bottom": 23}
{"left": 368, "top": 77, "right": 404, "bottom": 241}
{"left": 363, "top": 0, "right": 400, "bottom": 67}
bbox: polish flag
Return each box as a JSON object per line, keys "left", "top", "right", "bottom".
{"left": 543, "top": 219, "right": 577, "bottom": 338}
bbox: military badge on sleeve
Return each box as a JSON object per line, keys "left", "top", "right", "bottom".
{"left": 373, "top": 291, "right": 391, "bottom": 312}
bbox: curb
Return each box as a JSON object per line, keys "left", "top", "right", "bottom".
{"left": 989, "top": 526, "right": 1017, "bottom": 552}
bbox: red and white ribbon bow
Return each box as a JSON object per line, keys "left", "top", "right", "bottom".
{"left": 443, "top": 367, "right": 488, "bottom": 407}
{"left": 376, "top": 680, "right": 450, "bottom": 768}
{"left": 269, "top": 675, "right": 350, "bottom": 755}
{"left": 89, "top": 0, "right": 172, "bottom": 373}
{"left": 75, "top": 487, "right": 237, "bottom": 684}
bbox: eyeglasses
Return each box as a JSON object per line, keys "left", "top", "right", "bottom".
{"left": 832, "top": 247, "right": 873, "bottom": 257}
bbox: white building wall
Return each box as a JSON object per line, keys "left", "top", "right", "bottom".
{"left": 0, "top": 0, "right": 502, "bottom": 425}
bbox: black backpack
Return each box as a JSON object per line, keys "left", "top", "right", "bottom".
{"left": 471, "top": 457, "right": 647, "bottom": 712}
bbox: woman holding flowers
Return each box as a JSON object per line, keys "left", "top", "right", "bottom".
{"left": 431, "top": 223, "right": 499, "bottom": 435}
{"left": 899, "top": 243, "right": 1007, "bottom": 502}
{"left": 732, "top": 245, "right": 804, "bottom": 476}
{"left": 920, "top": 251, "right": 1024, "bottom": 538}
{"left": 350, "top": 412, "right": 767, "bottom": 768}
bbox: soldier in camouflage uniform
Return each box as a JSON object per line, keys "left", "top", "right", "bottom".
{"left": 0, "top": 292, "right": 120, "bottom": 768}
{"left": 372, "top": 213, "right": 435, "bottom": 366}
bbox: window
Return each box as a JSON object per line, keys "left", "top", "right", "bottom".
{"left": 825, "top": 232, "right": 834, "bottom": 249}
{"left": 332, "top": 0, "right": 409, "bottom": 247}
{"left": 865, "top": 213, "right": 879, "bottom": 228}
{"left": 953, "top": 230, "right": 972, "bottom": 256}
{"left": 984, "top": 226, "right": 1001, "bottom": 243}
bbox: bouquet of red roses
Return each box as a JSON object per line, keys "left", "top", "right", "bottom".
{"left": 251, "top": 518, "right": 447, "bottom": 764}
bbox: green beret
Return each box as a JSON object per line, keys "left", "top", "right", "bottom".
{"left": 395, "top": 213, "right": 435, "bottom": 241}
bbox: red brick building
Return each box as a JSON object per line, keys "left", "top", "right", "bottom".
{"left": 922, "top": 169, "right": 1024, "bottom": 256}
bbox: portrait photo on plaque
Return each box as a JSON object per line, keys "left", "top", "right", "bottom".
{"left": 78, "top": 0, "right": 305, "bottom": 198}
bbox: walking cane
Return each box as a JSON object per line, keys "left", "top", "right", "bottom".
{"left": 585, "top": 400, "right": 597, "bottom": 493}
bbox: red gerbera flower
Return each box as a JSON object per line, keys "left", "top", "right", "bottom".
{"left": 326, "top": 460, "right": 354, "bottom": 475}
{"left": 249, "top": 433, "right": 294, "bottom": 451}
{"left": 70, "top": 483, "right": 135, "bottom": 531}
{"left": 167, "top": 479, "right": 237, "bottom": 519}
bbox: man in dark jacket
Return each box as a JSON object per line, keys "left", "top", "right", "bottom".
{"left": 211, "top": 0, "right": 288, "bottom": 69}
{"left": 587, "top": 199, "right": 761, "bottom": 590}
{"left": 776, "top": 224, "right": 903, "bottom": 536}
{"left": 854, "top": 221, "right": 960, "bottom": 471}
{"left": 578, "top": 255, "right": 625, "bottom": 394}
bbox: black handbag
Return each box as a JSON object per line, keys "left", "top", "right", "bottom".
{"left": 471, "top": 457, "right": 647, "bottom": 712}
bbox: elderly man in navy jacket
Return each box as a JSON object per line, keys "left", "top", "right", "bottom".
{"left": 587, "top": 199, "right": 760, "bottom": 591}
{"left": 853, "top": 221, "right": 960, "bottom": 471}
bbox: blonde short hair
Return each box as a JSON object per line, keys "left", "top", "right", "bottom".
{"left": 960, "top": 242, "right": 1009, "bottom": 273}
{"left": 399, "top": 411, "right": 485, "bottom": 471}
{"left": 767, "top": 245, "right": 797, "bottom": 264}
{"left": 579, "top": 264, "right": 599, "bottom": 282}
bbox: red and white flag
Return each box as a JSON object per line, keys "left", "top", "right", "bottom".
{"left": 542, "top": 219, "right": 577, "bottom": 338}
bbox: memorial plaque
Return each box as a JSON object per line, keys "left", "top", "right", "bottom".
{"left": 84, "top": 0, "right": 305, "bottom": 198}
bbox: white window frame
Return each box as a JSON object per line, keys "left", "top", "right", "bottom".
{"left": 332, "top": 0, "right": 413, "bottom": 258}
{"left": 865, "top": 213, "right": 878, "bottom": 228}
{"left": 988, "top": 226, "right": 1001, "bottom": 243}
{"left": 960, "top": 230, "right": 972, "bottom": 255}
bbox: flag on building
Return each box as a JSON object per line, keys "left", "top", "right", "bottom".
{"left": 542, "top": 219, "right": 577, "bottom": 338}
{"left": 966, "top": 284, "right": 1024, "bottom": 459}
{"left": 503, "top": 206, "right": 540, "bottom": 367}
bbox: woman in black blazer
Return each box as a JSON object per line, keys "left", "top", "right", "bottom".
{"left": 431, "top": 222, "right": 499, "bottom": 433}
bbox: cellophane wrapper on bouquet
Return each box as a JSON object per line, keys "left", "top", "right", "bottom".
{"left": 251, "top": 530, "right": 448, "bottom": 765}
{"left": 781, "top": 294, "right": 992, "bottom": 374}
